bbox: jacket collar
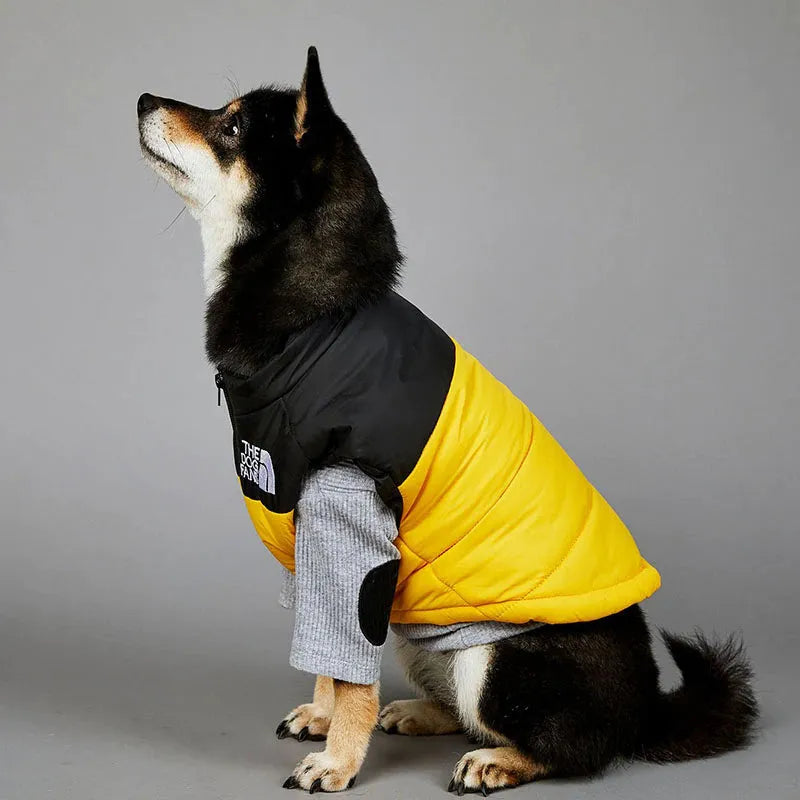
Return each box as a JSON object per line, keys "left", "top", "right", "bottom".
{"left": 218, "top": 310, "right": 354, "bottom": 412}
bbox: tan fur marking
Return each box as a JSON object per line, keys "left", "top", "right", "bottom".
{"left": 294, "top": 86, "right": 308, "bottom": 143}
{"left": 162, "top": 108, "right": 212, "bottom": 151}
{"left": 326, "top": 680, "right": 379, "bottom": 771}
{"left": 278, "top": 676, "right": 336, "bottom": 740}
{"left": 378, "top": 698, "right": 462, "bottom": 735}
{"left": 227, "top": 156, "right": 252, "bottom": 185}
{"left": 287, "top": 680, "right": 379, "bottom": 791}
{"left": 312, "top": 674, "right": 335, "bottom": 714}
{"left": 451, "top": 747, "right": 549, "bottom": 792}
{"left": 166, "top": 101, "right": 241, "bottom": 151}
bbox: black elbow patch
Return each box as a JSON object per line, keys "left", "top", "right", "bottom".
{"left": 358, "top": 559, "right": 400, "bottom": 646}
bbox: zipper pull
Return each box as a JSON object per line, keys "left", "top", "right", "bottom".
{"left": 215, "top": 372, "right": 223, "bottom": 407}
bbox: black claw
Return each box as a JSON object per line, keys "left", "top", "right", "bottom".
{"left": 309, "top": 777, "right": 323, "bottom": 794}
{"left": 456, "top": 780, "right": 466, "bottom": 796}
{"left": 297, "top": 726, "right": 309, "bottom": 742}
{"left": 480, "top": 781, "right": 489, "bottom": 797}
{"left": 347, "top": 775, "right": 357, "bottom": 789}
{"left": 447, "top": 777, "right": 456, "bottom": 793}
{"left": 282, "top": 775, "right": 299, "bottom": 789}
{"left": 276, "top": 721, "right": 289, "bottom": 739}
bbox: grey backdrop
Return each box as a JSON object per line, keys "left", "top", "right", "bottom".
{"left": 1, "top": 2, "right": 798, "bottom": 798}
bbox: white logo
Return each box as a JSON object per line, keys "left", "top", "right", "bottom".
{"left": 239, "top": 440, "right": 276, "bottom": 495}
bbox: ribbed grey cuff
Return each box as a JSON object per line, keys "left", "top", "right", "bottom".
{"left": 289, "top": 649, "right": 381, "bottom": 685}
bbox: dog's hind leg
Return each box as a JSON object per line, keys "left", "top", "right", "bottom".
{"left": 378, "top": 639, "right": 462, "bottom": 736}
{"left": 446, "top": 606, "right": 662, "bottom": 793}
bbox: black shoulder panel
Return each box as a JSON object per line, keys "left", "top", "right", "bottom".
{"left": 218, "top": 292, "right": 455, "bottom": 516}
{"left": 288, "top": 293, "right": 456, "bottom": 489}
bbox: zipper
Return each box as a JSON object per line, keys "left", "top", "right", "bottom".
{"left": 215, "top": 370, "right": 236, "bottom": 422}
{"left": 215, "top": 371, "right": 237, "bottom": 430}
{"left": 215, "top": 371, "right": 242, "bottom": 475}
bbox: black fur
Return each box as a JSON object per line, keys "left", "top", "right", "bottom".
{"left": 640, "top": 628, "right": 760, "bottom": 763}
{"left": 204, "top": 49, "right": 402, "bottom": 376}
{"left": 476, "top": 605, "right": 758, "bottom": 778}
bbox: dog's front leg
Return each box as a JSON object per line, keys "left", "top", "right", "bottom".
{"left": 283, "top": 679, "right": 379, "bottom": 793}
{"left": 277, "top": 675, "right": 335, "bottom": 741}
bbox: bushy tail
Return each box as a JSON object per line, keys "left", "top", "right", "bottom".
{"left": 639, "top": 630, "right": 759, "bottom": 763}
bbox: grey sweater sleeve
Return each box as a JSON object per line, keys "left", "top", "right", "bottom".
{"left": 286, "top": 463, "right": 400, "bottom": 685}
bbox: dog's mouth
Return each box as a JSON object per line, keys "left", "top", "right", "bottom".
{"left": 140, "top": 137, "right": 189, "bottom": 180}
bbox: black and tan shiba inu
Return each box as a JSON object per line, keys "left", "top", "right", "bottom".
{"left": 137, "top": 47, "right": 758, "bottom": 794}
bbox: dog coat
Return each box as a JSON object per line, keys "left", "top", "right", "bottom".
{"left": 216, "top": 292, "right": 660, "bottom": 626}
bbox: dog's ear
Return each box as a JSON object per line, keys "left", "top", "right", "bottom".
{"left": 295, "top": 46, "right": 332, "bottom": 144}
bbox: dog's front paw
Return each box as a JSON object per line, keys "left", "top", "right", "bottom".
{"left": 276, "top": 703, "right": 331, "bottom": 742}
{"left": 282, "top": 752, "right": 357, "bottom": 793}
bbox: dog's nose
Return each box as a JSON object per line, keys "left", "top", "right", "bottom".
{"left": 137, "top": 93, "right": 158, "bottom": 116}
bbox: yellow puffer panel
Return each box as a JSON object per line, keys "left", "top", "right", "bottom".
{"left": 243, "top": 495, "right": 296, "bottom": 572}
{"left": 240, "top": 340, "right": 660, "bottom": 626}
{"left": 389, "top": 341, "right": 661, "bottom": 625}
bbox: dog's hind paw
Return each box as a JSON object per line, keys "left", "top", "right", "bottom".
{"left": 276, "top": 703, "right": 331, "bottom": 742}
{"left": 448, "top": 748, "right": 546, "bottom": 795}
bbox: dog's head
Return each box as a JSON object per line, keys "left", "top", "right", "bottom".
{"left": 138, "top": 47, "right": 393, "bottom": 279}
{"left": 139, "top": 47, "right": 401, "bottom": 368}
{"left": 137, "top": 47, "right": 341, "bottom": 228}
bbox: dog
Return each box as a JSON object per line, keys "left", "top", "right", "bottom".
{"left": 138, "top": 46, "right": 759, "bottom": 794}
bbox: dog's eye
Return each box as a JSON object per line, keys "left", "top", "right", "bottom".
{"left": 222, "top": 114, "right": 240, "bottom": 138}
